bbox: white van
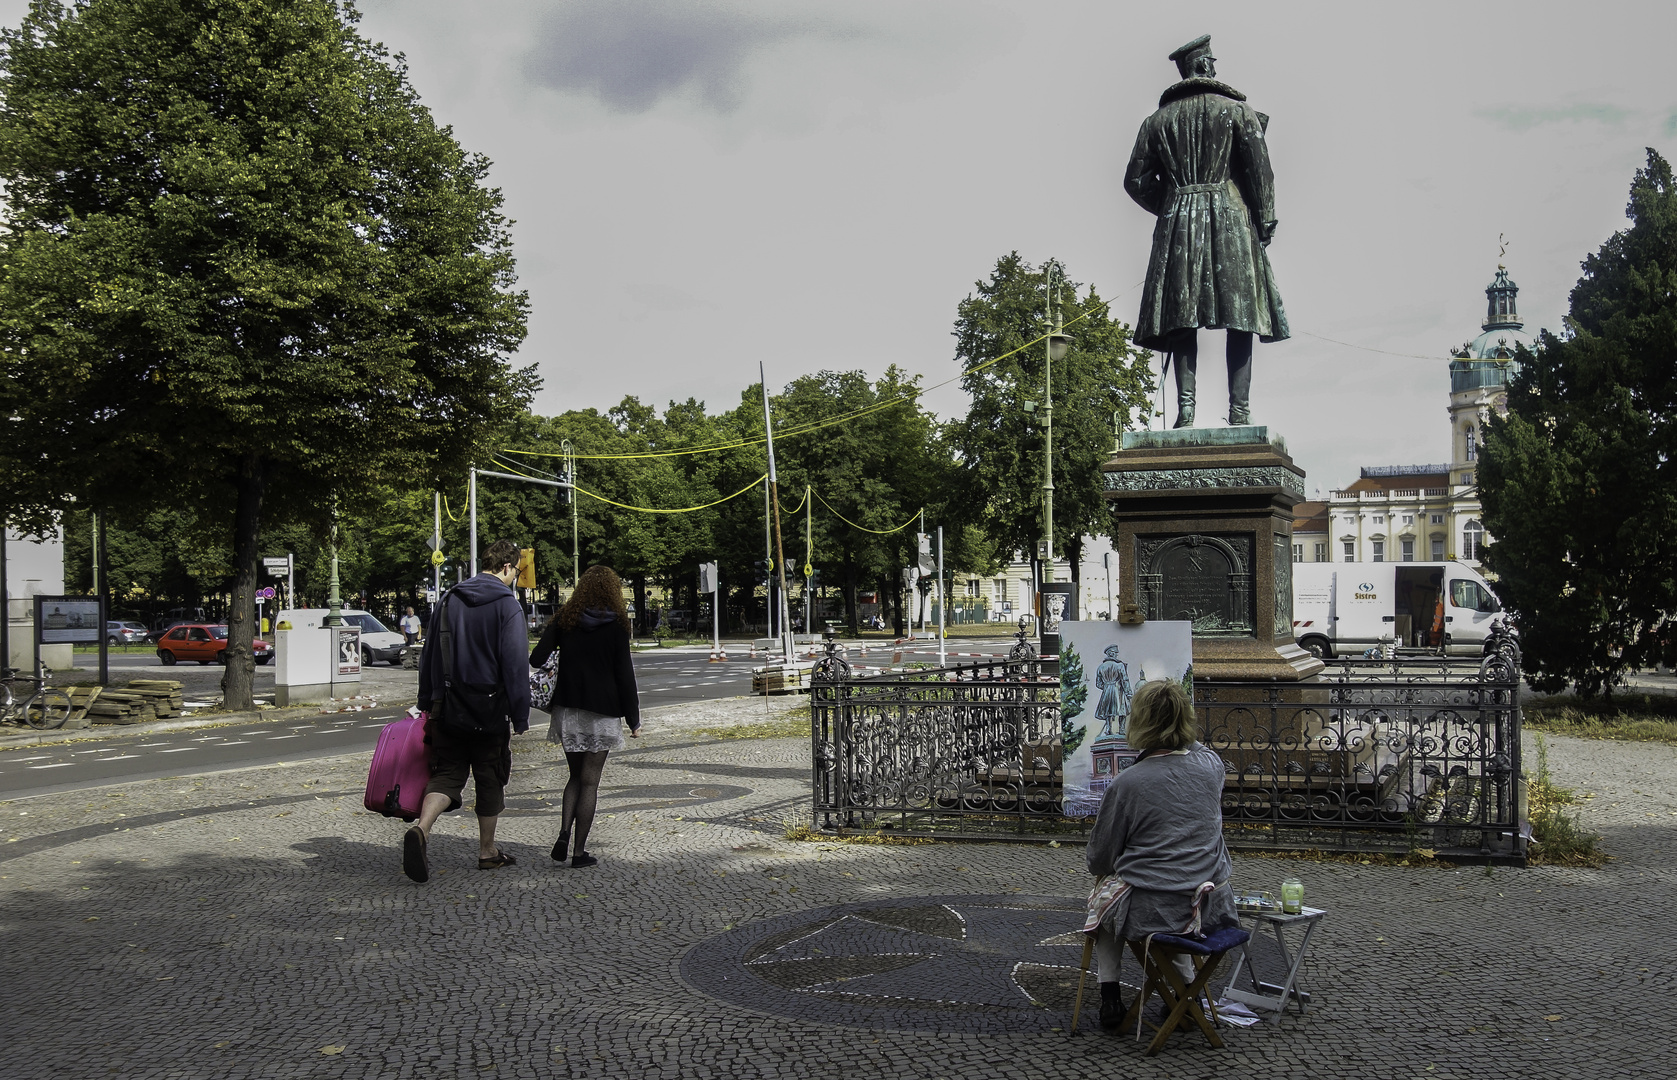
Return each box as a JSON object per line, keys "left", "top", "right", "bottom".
{"left": 274, "top": 609, "right": 407, "bottom": 666}
{"left": 1292, "top": 562, "right": 1504, "bottom": 659}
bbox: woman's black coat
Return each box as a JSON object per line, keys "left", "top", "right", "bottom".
{"left": 530, "top": 614, "right": 641, "bottom": 731}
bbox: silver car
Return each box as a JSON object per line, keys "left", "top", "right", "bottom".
{"left": 106, "top": 620, "right": 148, "bottom": 646}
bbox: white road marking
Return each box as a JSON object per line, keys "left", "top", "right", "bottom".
{"left": 95, "top": 755, "right": 141, "bottom": 762}
{"left": 156, "top": 747, "right": 197, "bottom": 753}
{"left": 28, "top": 762, "right": 74, "bottom": 769}
{"left": 9, "top": 756, "right": 51, "bottom": 762}
{"left": 267, "top": 735, "right": 299, "bottom": 740}
{"left": 220, "top": 741, "right": 250, "bottom": 746}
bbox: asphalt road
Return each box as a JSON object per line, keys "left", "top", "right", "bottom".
{"left": 11, "top": 638, "right": 1014, "bottom": 799}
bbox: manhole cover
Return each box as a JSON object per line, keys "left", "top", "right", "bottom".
{"left": 681, "top": 894, "right": 1087, "bottom": 1032}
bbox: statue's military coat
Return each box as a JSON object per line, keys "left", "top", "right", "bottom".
{"left": 1125, "top": 77, "right": 1289, "bottom": 352}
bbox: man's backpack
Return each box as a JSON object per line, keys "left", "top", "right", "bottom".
{"left": 431, "top": 589, "right": 509, "bottom": 738}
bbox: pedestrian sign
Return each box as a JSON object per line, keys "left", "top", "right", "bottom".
{"left": 431, "top": 549, "right": 445, "bottom": 567}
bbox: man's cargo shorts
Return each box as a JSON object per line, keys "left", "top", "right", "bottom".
{"left": 424, "top": 718, "right": 512, "bottom": 818}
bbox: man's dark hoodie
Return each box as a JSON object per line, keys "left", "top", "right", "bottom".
{"left": 418, "top": 572, "right": 531, "bottom": 734}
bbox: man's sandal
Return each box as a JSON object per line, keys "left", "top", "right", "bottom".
{"left": 478, "top": 849, "right": 517, "bottom": 870}
{"left": 403, "top": 826, "right": 429, "bottom": 883}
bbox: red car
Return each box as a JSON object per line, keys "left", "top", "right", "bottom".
{"left": 155, "top": 624, "right": 272, "bottom": 666}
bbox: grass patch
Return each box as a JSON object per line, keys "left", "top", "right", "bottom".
{"left": 691, "top": 714, "right": 810, "bottom": 740}
{"left": 1234, "top": 847, "right": 1455, "bottom": 868}
{"left": 1526, "top": 732, "right": 1607, "bottom": 867}
{"left": 783, "top": 820, "right": 932, "bottom": 846}
{"left": 1526, "top": 692, "right": 1677, "bottom": 745}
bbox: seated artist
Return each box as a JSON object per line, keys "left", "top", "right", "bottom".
{"left": 1084, "top": 679, "right": 1239, "bottom": 1033}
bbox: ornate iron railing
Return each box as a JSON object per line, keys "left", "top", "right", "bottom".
{"left": 810, "top": 630, "right": 1065, "bottom": 837}
{"left": 809, "top": 636, "right": 1525, "bottom": 860}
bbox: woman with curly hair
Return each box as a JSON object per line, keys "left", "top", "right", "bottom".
{"left": 530, "top": 564, "right": 641, "bottom": 868}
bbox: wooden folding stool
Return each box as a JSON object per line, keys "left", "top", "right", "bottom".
{"left": 1120, "top": 926, "right": 1250, "bottom": 1055}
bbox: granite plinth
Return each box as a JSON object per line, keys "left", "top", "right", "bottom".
{"left": 1103, "top": 431, "right": 1321, "bottom": 681}
{"left": 1120, "top": 425, "right": 1287, "bottom": 453}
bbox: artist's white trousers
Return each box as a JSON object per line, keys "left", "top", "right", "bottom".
{"left": 1095, "top": 925, "right": 1194, "bottom": 985}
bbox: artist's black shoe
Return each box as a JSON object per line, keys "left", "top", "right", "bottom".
{"left": 1099, "top": 981, "right": 1127, "bottom": 1033}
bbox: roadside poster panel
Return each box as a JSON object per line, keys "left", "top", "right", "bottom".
{"left": 34, "top": 595, "right": 102, "bottom": 644}
{"left": 336, "top": 626, "right": 362, "bottom": 676}
{"left": 1059, "top": 619, "right": 1193, "bottom": 819}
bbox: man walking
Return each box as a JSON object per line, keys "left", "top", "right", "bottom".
{"left": 400, "top": 605, "right": 422, "bottom": 644}
{"left": 403, "top": 539, "right": 531, "bottom": 883}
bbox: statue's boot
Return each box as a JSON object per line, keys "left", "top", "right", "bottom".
{"left": 1227, "top": 330, "right": 1253, "bottom": 425}
{"left": 1172, "top": 345, "right": 1196, "bottom": 428}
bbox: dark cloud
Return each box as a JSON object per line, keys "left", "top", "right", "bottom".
{"left": 524, "top": 0, "right": 834, "bottom": 113}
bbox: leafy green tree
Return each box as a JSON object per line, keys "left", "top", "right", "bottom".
{"left": 0, "top": 0, "right": 532, "bottom": 706}
{"left": 1060, "top": 639, "right": 1088, "bottom": 755}
{"left": 1480, "top": 149, "right": 1677, "bottom": 697}
{"left": 950, "top": 253, "right": 1155, "bottom": 593}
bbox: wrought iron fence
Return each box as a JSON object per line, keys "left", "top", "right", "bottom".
{"left": 810, "top": 639, "right": 1065, "bottom": 837}
{"left": 808, "top": 638, "right": 1525, "bottom": 860}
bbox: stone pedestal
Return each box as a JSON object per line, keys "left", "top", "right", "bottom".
{"left": 1103, "top": 426, "right": 1323, "bottom": 681}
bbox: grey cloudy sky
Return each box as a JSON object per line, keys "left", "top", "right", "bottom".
{"left": 12, "top": 0, "right": 1677, "bottom": 488}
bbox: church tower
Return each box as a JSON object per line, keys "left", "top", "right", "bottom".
{"left": 1447, "top": 266, "right": 1532, "bottom": 485}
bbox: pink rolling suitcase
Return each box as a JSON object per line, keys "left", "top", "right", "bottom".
{"left": 365, "top": 709, "right": 431, "bottom": 821}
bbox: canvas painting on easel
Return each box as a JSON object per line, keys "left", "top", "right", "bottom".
{"left": 1060, "top": 620, "right": 1193, "bottom": 818}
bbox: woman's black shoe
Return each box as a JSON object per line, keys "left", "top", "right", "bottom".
{"left": 571, "top": 851, "right": 598, "bottom": 869}
{"left": 550, "top": 831, "right": 570, "bottom": 863}
{"left": 1098, "top": 981, "right": 1128, "bottom": 1033}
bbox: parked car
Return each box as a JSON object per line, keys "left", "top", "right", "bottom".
{"left": 273, "top": 609, "right": 406, "bottom": 666}
{"left": 155, "top": 624, "right": 272, "bottom": 666}
{"left": 106, "top": 620, "right": 149, "bottom": 646}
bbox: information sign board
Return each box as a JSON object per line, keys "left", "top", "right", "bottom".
{"left": 34, "top": 595, "right": 102, "bottom": 644}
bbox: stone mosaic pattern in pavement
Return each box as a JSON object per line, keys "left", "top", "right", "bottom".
{"left": 1, "top": 721, "right": 1673, "bottom": 1079}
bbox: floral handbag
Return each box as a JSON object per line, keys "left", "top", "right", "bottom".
{"left": 529, "top": 652, "right": 559, "bottom": 713}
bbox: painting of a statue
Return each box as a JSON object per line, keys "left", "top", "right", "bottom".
{"left": 1094, "top": 644, "right": 1133, "bottom": 739}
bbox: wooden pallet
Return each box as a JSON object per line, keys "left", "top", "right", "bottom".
{"left": 65, "top": 686, "right": 103, "bottom": 724}
{"left": 752, "top": 663, "right": 814, "bottom": 696}
{"left": 122, "top": 679, "right": 186, "bottom": 718}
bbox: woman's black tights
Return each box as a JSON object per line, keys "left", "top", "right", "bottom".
{"left": 561, "top": 750, "right": 609, "bottom": 857}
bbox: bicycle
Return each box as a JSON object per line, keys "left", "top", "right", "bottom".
{"left": 0, "top": 660, "right": 72, "bottom": 730}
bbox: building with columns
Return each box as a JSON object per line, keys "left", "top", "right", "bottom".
{"left": 1296, "top": 266, "right": 1533, "bottom": 570}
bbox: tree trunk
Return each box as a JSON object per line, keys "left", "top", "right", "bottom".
{"left": 632, "top": 574, "right": 648, "bottom": 637}
{"left": 222, "top": 457, "right": 266, "bottom": 711}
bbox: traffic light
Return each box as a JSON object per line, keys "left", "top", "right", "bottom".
{"left": 752, "top": 559, "right": 772, "bottom": 586}
{"left": 557, "top": 471, "right": 572, "bottom": 507}
{"left": 516, "top": 548, "right": 537, "bottom": 589}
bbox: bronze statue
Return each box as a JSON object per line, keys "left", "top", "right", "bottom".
{"left": 1125, "top": 35, "right": 1289, "bottom": 427}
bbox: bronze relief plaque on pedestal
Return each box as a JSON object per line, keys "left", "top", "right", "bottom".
{"left": 1137, "top": 533, "right": 1254, "bottom": 636}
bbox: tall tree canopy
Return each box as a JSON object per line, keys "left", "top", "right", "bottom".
{"left": 950, "top": 253, "right": 1155, "bottom": 592}
{"left": 1480, "top": 149, "right": 1677, "bottom": 696}
{"left": 0, "top": 0, "right": 532, "bottom": 706}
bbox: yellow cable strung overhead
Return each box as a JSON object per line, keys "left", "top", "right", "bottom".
{"left": 574, "top": 473, "right": 769, "bottom": 514}
{"left": 811, "top": 489, "right": 921, "bottom": 536}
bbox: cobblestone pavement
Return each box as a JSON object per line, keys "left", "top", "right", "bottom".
{"left": 1, "top": 718, "right": 1672, "bottom": 1079}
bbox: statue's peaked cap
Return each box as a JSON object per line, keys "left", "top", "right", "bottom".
{"left": 1168, "top": 34, "right": 1211, "bottom": 63}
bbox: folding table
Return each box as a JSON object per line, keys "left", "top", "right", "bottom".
{"left": 1221, "top": 905, "right": 1325, "bottom": 1023}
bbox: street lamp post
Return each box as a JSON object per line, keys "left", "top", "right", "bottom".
{"left": 1040, "top": 260, "right": 1073, "bottom": 587}
{"left": 325, "top": 497, "right": 343, "bottom": 628}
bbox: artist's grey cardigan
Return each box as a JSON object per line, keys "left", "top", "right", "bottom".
{"left": 1084, "top": 743, "right": 1239, "bottom": 938}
